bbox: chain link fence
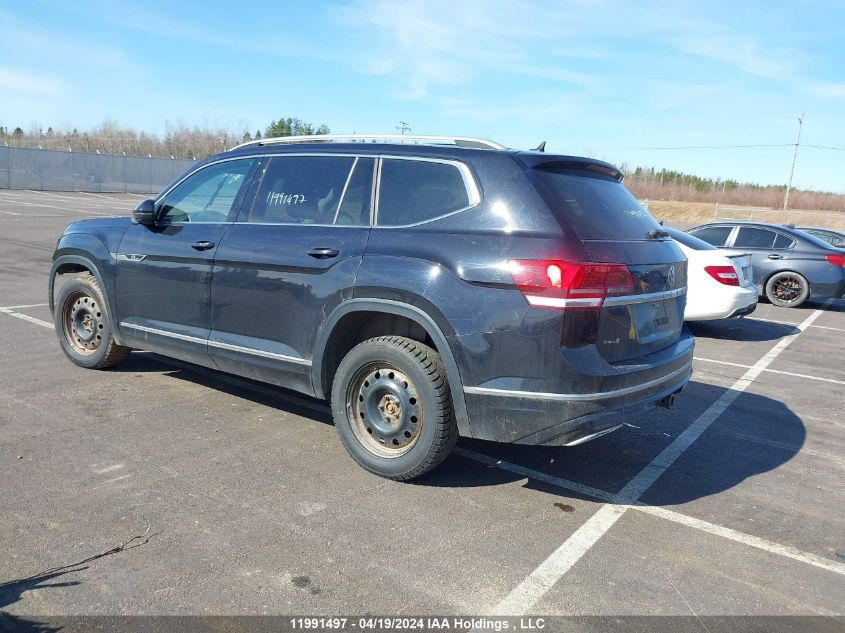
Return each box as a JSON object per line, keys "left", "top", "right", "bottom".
{"left": 713, "top": 203, "right": 845, "bottom": 230}
{"left": 0, "top": 145, "right": 195, "bottom": 194}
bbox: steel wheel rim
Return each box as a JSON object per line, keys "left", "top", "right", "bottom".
{"left": 346, "top": 362, "right": 422, "bottom": 458}
{"left": 62, "top": 291, "right": 105, "bottom": 355}
{"left": 773, "top": 276, "right": 802, "bottom": 303}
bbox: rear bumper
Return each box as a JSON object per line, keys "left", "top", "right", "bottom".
{"left": 812, "top": 276, "right": 845, "bottom": 300}
{"left": 685, "top": 286, "right": 757, "bottom": 321}
{"left": 463, "top": 330, "right": 695, "bottom": 444}
{"left": 727, "top": 301, "right": 757, "bottom": 319}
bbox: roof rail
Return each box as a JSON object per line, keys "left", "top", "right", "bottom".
{"left": 231, "top": 134, "right": 505, "bottom": 151}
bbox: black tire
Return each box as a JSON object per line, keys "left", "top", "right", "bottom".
{"left": 54, "top": 272, "right": 130, "bottom": 369}
{"left": 331, "top": 336, "right": 458, "bottom": 480}
{"left": 764, "top": 271, "right": 810, "bottom": 308}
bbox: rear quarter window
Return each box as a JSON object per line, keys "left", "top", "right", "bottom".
{"left": 734, "top": 227, "right": 776, "bottom": 248}
{"left": 531, "top": 167, "right": 660, "bottom": 240}
{"left": 664, "top": 227, "right": 717, "bottom": 250}
{"left": 377, "top": 158, "right": 474, "bottom": 226}
{"left": 774, "top": 233, "right": 795, "bottom": 249}
{"left": 689, "top": 226, "right": 733, "bottom": 247}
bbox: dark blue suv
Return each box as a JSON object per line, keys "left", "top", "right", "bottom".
{"left": 49, "top": 135, "right": 693, "bottom": 479}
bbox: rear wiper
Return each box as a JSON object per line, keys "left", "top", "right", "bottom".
{"left": 646, "top": 227, "right": 670, "bottom": 240}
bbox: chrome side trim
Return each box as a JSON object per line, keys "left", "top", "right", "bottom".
{"left": 206, "top": 339, "right": 312, "bottom": 366}
{"left": 603, "top": 287, "right": 687, "bottom": 306}
{"left": 121, "top": 322, "right": 202, "bottom": 344}
{"left": 526, "top": 295, "right": 602, "bottom": 309}
{"left": 115, "top": 253, "right": 146, "bottom": 262}
{"left": 119, "top": 323, "right": 312, "bottom": 366}
{"left": 463, "top": 363, "right": 692, "bottom": 402}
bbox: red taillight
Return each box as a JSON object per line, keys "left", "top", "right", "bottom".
{"left": 704, "top": 265, "right": 739, "bottom": 286}
{"left": 508, "top": 260, "right": 634, "bottom": 309}
{"left": 824, "top": 253, "right": 845, "bottom": 267}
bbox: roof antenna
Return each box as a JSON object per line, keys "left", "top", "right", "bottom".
{"left": 532, "top": 141, "right": 546, "bottom": 152}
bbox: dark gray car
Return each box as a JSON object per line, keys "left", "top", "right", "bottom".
{"left": 688, "top": 221, "right": 845, "bottom": 307}
{"left": 796, "top": 226, "right": 845, "bottom": 249}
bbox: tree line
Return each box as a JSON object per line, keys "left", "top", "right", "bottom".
{"left": 0, "top": 117, "right": 330, "bottom": 160}
{"left": 1, "top": 118, "right": 841, "bottom": 211}
{"left": 622, "top": 165, "right": 844, "bottom": 213}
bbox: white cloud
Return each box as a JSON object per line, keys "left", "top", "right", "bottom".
{"left": 0, "top": 66, "right": 62, "bottom": 96}
{"left": 808, "top": 81, "right": 845, "bottom": 100}
{"left": 332, "top": 0, "right": 595, "bottom": 99}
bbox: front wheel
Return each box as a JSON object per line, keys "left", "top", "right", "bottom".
{"left": 765, "top": 271, "right": 810, "bottom": 307}
{"left": 331, "top": 336, "right": 458, "bottom": 480}
{"left": 54, "top": 272, "right": 130, "bottom": 369}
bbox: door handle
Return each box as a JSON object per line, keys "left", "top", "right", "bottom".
{"left": 768, "top": 254, "right": 783, "bottom": 260}
{"left": 191, "top": 241, "right": 216, "bottom": 251}
{"left": 307, "top": 247, "right": 340, "bottom": 259}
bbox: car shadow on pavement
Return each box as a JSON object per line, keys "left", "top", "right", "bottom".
{"left": 417, "top": 380, "right": 805, "bottom": 510}
{"left": 111, "top": 354, "right": 803, "bottom": 510}
{"left": 114, "top": 352, "right": 334, "bottom": 425}
{"left": 686, "top": 318, "right": 799, "bottom": 341}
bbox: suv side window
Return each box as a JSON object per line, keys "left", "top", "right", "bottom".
{"left": 774, "top": 233, "right": 795, "bottom": 249}
{"left": 734, "top": 227, "right": 776, "bottom": 248}
{"left": 248, "top": 155, "right": 357, "bottom": 224}
{"left": 377, "top": 158, "right": 473, "bottom": 226}
{"left": 335, "top": 158, "right": 375, "bottom": 225}
{"left": 689, "top": 226, "right": 732, "bottom": 246}
{"left": 159, "top": 159, "right": 255, "bottom": 223}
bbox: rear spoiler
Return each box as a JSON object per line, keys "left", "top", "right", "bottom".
{"left": 517, "top": 154, "right": 624, "bottom": 182}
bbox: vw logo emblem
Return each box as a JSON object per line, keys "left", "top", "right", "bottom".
{"left": 667, "top": 265, "right": 676, "bottom": 288}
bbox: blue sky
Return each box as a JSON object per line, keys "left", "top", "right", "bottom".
{"left": 2, "top": 0, "right": 844, "bottom": 192}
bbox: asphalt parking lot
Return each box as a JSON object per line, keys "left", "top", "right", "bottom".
{"left": 1, "top": 190, "right": 843, "bottom": 621}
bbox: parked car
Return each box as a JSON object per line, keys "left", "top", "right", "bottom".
{"left": 794, "top": 226, "right": 845, "bottom": 249}
{"left": 663, "top": 227, "right": 757, "bottom": 320}
{"left": 687, "top": 221, "right": 845, "bottom": 307}
{"left": 49, "top": 134, "right": 693, "bottom": 480}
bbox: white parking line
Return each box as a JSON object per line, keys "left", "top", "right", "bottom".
{"left": 0, "top": 303, "right": 49, "bottom": 310}
{"left": 0, "top": 306, "right": 53, "bottom": 329}
{"left": 457, "top": 449, "right": 845, "bottom": 578}
{"left": 493, "top": 304, "right": 829, "bottom": 615}
{"left": 763, "top": 367, "right": 845, "bottom": 385}
{"left": 695, "top": 356, "right": 845, "bottom": 386}
{"left": 638, "top": 506, "right": 845, "bottom": 577}
{"left": 752, "top": 317, "right": 845, "bottom": 333}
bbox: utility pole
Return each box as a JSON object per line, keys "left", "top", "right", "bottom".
{"left": 783, "top": 113, "right": 804, "bottom": 217}
{"left": 396, "top": 121, "right": 411, "bottom": 135}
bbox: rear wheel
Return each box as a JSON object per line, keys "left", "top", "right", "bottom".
{"left": 331, "top": 336, "right": 457, "bottom": 480}
{"left": 765, "top": 271, "right": 809, "bottom": 307}
{"left": 54, "top": 272, "right": 130, "bottom": 369}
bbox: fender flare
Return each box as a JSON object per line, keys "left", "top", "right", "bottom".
{"left": 49, "top": 254, "right": 125, "bottom": 345}
{"left": 312, "top": 298, "right": 472, "bottom": 437}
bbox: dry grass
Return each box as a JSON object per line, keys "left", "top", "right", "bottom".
{"left": 645, "top": 200, "right": 845, "bottom": 231}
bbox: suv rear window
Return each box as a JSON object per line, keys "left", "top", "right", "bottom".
{"left": 377, "top": 159, "right": 472, "bottom": 226}
{"left": 531, "top": 167, "right": 660, "bottom": 240}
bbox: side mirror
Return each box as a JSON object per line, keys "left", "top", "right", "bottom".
{"left": 132, "top": 199, "right": 157, "bottom": 225}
